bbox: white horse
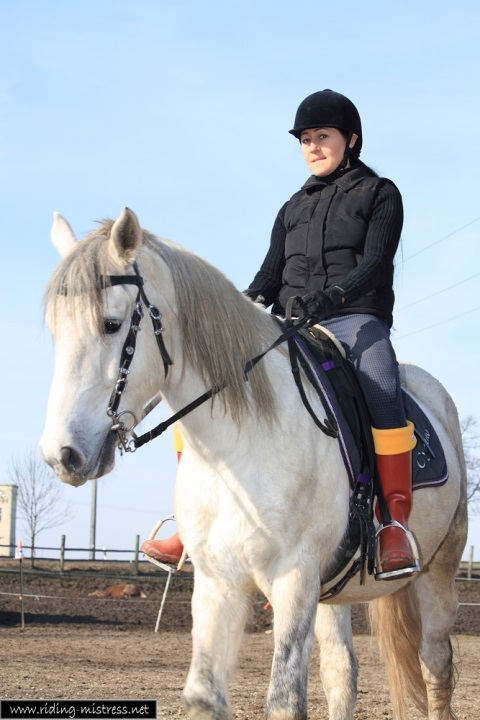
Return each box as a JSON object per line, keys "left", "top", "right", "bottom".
{"left": 41, "top": 208, "right": 468, "bottom": 720}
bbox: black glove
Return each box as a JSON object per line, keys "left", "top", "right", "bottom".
{"left": 301, "top": 289, "right": 334, "bottom": 320}
{"left": 300, "top": 286, "right": 345, "bottom": 321}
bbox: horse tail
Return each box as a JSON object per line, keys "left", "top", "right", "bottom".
{"left": 368, "top": 585, "right": 428, "bottom": 720}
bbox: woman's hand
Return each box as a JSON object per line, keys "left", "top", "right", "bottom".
{"left": 299, "top": 286, "right": 345, "bottom": 321}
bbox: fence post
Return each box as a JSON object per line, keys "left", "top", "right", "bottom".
{"left": 134, "top": 534, "right": 140, "bottom": 574}
{"left": 467, "top": 545, "right": 474, "bottom": 580}
{"left": 19, "top": 554, "right": 25, "bottom": 629}
{"left": 59, "top": 535, "right": 66, "bottom": 573}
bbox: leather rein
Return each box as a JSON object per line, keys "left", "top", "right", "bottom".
{"left": 104, "top": 264, "right": 335, "bottom": 455}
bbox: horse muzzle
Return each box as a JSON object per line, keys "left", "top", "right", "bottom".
{"left": 42, "top": 432, "right": 118, "bottom": 486}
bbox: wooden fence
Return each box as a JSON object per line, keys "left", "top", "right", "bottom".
{"left": 1, "top": 538, "right": 479, "bottom": 578}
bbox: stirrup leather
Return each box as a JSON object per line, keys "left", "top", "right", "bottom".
{"left": 374, "top": 520, "right": 421, "bottom": 581}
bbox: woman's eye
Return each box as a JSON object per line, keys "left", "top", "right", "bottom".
{"left": 104, "top": 319, "right": 122, "bottom": 335}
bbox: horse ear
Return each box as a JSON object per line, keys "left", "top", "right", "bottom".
{"left": 51, "top": 212, "right": 77, "bottom": 257}
{"left": 109, "top": 208, "right": 142, "bottom": 267}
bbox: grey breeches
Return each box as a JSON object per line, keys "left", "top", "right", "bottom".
{"left": 320, "top": 313, "right": 406, "bottom": 430}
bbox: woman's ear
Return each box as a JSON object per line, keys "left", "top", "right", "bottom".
{"left": 349, "top": 133, "right": 359, "bottom": 149}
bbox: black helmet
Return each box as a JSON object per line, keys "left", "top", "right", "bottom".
{"left": 289, "top": 89, "right": 362, "bottom": 156}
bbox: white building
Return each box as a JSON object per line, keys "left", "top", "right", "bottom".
{"left": 0, "top": 484, "right": 18, "bottom": 557}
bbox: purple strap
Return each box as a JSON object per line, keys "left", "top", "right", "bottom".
{"left": 322, "top": 360, "right": 335, "bottom": 371}
{"left": 357, "top": 472, "right": 371, "bottom": 484}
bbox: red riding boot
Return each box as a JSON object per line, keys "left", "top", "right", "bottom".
{"left": 373, "top": 422, "right": 421, "bottom": 580}
{"left": 141, "top": 532, "right": 185, "bottom": 564}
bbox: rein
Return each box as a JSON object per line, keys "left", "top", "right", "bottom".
{"left": 104, "top": 264, "right": 336, "bottom": 454}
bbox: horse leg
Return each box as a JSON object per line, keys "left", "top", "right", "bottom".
{"left": 265, "top": 566, "right": 320, "bottom": 720}
{"left": 413, "top": 512, "right": 466, "bottom": 720}
{"left": 314, "top": 604, "right": 358, "bottom": 720}
{"left": 414, "top": 569, "right": 458, "bottom": 720}
{"left": 182, "top": 571, "right": 252, "bottom": 720}
{"left": 370, "top": 558, "right": 461, "bottom": 719}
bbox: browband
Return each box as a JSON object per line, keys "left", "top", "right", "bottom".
{"left": 99, "top": 274, "right": 144, "bottom": 289}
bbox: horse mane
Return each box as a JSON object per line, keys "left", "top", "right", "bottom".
{"left": 44, "top": 220, "right": 281, "bottom": 423}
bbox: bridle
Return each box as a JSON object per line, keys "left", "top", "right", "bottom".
{"left": 103, "top": 262, "right": 223, "bottom": 454}
{"left": 104, "top": 262, "right": 173, "bottom": 453}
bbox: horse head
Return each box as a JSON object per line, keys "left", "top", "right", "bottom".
{"left": 41, "top": 206, "right": 280, "bottom": 488}
{"left": 40, "top": 208, "right": 171, "bottom": 486}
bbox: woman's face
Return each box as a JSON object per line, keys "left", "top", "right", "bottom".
{"left": 300, "top": 127, "right": 358, "bottom": 176}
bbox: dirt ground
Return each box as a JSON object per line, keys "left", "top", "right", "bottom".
{"left": 1, "top": 561, "right": 479, "bottom": 718}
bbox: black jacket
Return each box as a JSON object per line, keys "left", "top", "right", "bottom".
{"left": 247, "top": 162, "right": 403, "bottom": 327}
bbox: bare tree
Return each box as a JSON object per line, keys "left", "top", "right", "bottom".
{"left": 461, "top": 415, "right": 480, "bottom": 514}
{"left": 7, "top": 448, "right": 74, "bottom": 567}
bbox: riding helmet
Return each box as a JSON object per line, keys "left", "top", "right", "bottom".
{"left": 289, "top": 89, "right": 362, "bottom": 157}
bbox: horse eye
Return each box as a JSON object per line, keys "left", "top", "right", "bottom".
{"left": 104, "top": 319, "right": 122, "bottom": 335}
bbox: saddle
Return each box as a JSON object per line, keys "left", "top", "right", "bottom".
{"left": 288, "top": 325, "right": 448, "bottom": 597}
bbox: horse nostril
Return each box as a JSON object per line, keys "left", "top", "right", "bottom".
{"left": 60, "top": 446, "right": 83, "bottom": 474}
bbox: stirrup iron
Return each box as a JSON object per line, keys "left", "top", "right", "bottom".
{"left": 374, "top": 520, "right": 421, "bottom": 581}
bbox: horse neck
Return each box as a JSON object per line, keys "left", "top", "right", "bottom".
{"left": 142, "top": 243, "right": 279, "bottom": 423}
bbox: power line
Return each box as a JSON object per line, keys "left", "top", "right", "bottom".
{"left": 393, "top": 305, "right": 480, "bottom": 341}
{"left": 396, "top": 272, "right": 480, "bottom": 312}
{"left": 400, "top": 216, "right": 480, "bottom": 263}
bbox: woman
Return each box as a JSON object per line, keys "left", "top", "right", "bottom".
{"left": 143, "top": 89, "right": 419, "bottom": 581}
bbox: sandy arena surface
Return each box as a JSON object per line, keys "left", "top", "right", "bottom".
{"left": 1, "top": 562, "right": 479, "bottom": 718}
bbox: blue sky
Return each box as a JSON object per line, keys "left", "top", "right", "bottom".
{"left": 1, "top": 0, "right": 479, "bottom": 561}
